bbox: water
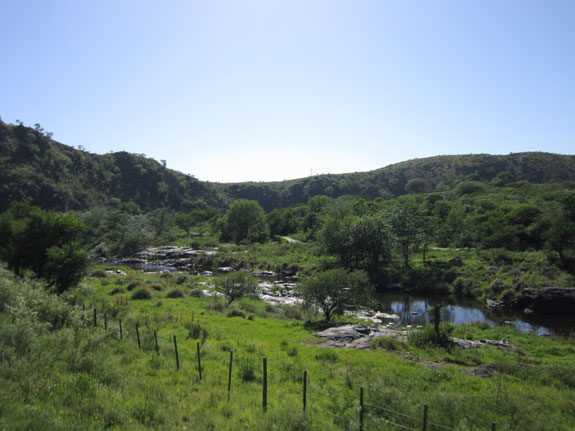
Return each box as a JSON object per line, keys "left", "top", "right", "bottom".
{"left": 378, "top": 293, "right": 575, "bottom": 337}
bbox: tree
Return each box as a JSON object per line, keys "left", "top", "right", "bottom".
{"left": 215, "top": 271, "right": 258, "bottom": 304}
{"left": 300, "top": 269, "right": 373, "bottom": 321}
{"left": 220, "top": 200, "right": 268, "bottom": 243}
{"left": 175, "top": 211, "right": 195, "bottom": 236}
{"left": 387, "top": 196, "right": 423, "bottom": 267}
{"left": 0, "top": 203, "right": 88, "bottom": 293}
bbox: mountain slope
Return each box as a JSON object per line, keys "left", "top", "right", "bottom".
{"left": 1, "top": 120, "right": 574, "bottom": 213}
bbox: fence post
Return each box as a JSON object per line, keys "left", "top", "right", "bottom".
{"left": 154, "top": 329, "right": 159, "bottom": 354}
{"left": 119, "top": 319, "right": 123, "bottom": 340}
{"left": 303, "top": 370, "right": 307, "bottom": 412}
{"left": 228, "top": 350, "right": 233, "bottom": 400}
{"left": 360, "top": 387, "right": 364, "bottom": 431}
{"left": 422, "top": 404, "right": 428, "bottom": 431}
{"left": 174, "top": 335, "right": 180, "bottom": 370}
{"left": 104, "top": 313, "right": 108, "bottom": 331}
{"left": 263, "top": 357, "right": 268, "bottom": 413}
{"left": 197, "top": 341, "right": 202, "bottom": 380}
{"left": 93, "top": 308, "right": 97, "bottom": 328}
{"left": 136, "top": 324, "right": 141, "bottom": 350}
{"left": 492, "top": 422, "right": 497, "bottom": 431}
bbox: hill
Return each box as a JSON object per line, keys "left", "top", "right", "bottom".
{"left": 0, "top": 120, "right": 225, "bottom": 213}
{"left": 2, "top": 119, "right": 574, "bottom": 212}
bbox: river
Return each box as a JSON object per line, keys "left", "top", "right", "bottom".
{"left": 377, "top": 292, "right": 575, "bottom": 337}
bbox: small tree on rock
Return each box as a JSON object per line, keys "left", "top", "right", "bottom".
{"left": 215, "top": 271, "right": 258, "bottom": 304}
{"left": 300, "top": 269, "right": 374, "bottom": 321}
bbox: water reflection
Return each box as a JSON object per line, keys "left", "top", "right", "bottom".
{"left": 378, "top": 293, "right": 575, "bottom": 337}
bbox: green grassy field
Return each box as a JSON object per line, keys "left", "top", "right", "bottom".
{"left": 1, "top": 267, "right": 574, "bottom": 430}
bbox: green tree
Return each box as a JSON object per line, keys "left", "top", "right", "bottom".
{"left": 220, "top": 200, "right": 268, "bottom": 243}
{"left": 300, "top": 269, "right": 373, "bottom": 321}
{"left": 215, "top": 271, "right": 258, "bottom": 304}
{"left": 387, "top": 196, "right": 423, "bottom": 267}
{"left": 0, "top": 203, "right": 88, "bottom": 293}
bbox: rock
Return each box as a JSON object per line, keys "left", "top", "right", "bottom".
{"left": 451, "top": 338, "right": 513, "bottom": 349}
{"left": 314, "top": 324, "right": 408, "bottom": 349}
{"left": 513, "top": 287, "right": 575, "bottom": 315}
{"left": 486, "top": 299, "right": 500, "bottom": 311}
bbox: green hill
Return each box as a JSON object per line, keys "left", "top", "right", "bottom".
{"left": 2, "top": 119, "right": 574, "bottom": 212}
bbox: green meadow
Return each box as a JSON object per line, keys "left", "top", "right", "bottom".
{"left": 1, "top": 267, "right": 574, "bottom": 431}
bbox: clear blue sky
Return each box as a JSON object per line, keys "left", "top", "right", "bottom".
{"left": 1, "top": 0, "right": 573, "bottom": 182}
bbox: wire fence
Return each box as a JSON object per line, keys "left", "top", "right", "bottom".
{"left": 83, "top": 304, "right": 499, "bottom": 431}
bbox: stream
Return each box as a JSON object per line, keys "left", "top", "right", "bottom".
{"left": 377, "top": 292, "right": 575, "bottom": 337}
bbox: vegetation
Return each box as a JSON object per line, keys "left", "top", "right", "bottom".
{"left": 0, "top": 202, "right": 88, "bottom": 293}
{"left": 1, "top": 118, "right": 575, "bottom": 428}
{"left": 215, "top": 271, "right": 258, "bottom": 304}
{"left": 300, "top": 268, "right": 374, "bottom": 321}
{"left": 0, "top": 267, "right": 574, "bottom": 430}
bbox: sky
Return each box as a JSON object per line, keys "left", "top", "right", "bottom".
{"left": 1, "top": 0, "right": 574, "bottom": 183}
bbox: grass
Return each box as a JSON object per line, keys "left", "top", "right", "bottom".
{"left": 1, "top": 267, "right": 575, "bottom": 430}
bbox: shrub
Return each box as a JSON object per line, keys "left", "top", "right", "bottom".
{"left": 371, "top": 336, "right": 407, "bottom": 351}
{"left": 287, "top": 347, "right": 298, "bottom": 357}
{"left": 151, "top": 284, "right": 165, "bottom": 291}
{"left": 284, "top": 306, "right": 303, "bottom": 320}
{"left": 409, "top": 324, "right": 452, "bottom": 348}
{"left": 227, "top": 309, "right": 246, "bottom": 318}
{"left": 131, "top": 288, "right": 153, "bottom": 300}
{"left": 91, "top": 270, "right": 108, "bottom": 278}
{"left": 166, "top": 289, "right": 185, "bottom": 298}
{"left": 185, "top": 322, "right": 208, "bottom": 343}
{"left": 175, "top": 275, "right": 188, "bottom": 285}
{"left": 109, "top": 287, "right": 124, "bottom": 295}
{"left": 315, "top": 350, "right": 338, "bottom": 363}
{"left": 188, "top": 288, "right": 204, "bottom": 297}
{"left": 239, "top": 360, "right": 257, "bottom": 382}
{"left": 206, "top": 301, "right": 226, "bottom": 313}
{"left": 126, "top": 281, "right": 140, "bottom": 291}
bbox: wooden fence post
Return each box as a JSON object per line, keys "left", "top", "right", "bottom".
{"left": 422, "top": 404, "right": 428, "bottom": 431}
{"left": 197, "top": 341, "right": 202, "bottom": 380}
{"left": 119, "top": 319, "right": 123, "bottom": 340}
{"left": 360, "top": 387, "right": 364, "bottom": 431}
{"left": 263, "top": 357, "right": 268, "bottom": 413}
{"left": 227, "top": 350, "right": 233, "bottom": 400}
{"left": 104, "top": 313, "right": 108, "bottom": 331}
{"left": 492, "top": 422, "right": 497, "bottom": 431}
{"left": 93, "top": 308, "right": 97, "bottom": 328}
{"left": 136, "top": 324, "right": 141, "bottom": 350}
{"left": 174, "top": 335, "right": 180, "bottom": 370}
{"left": 303, "top": 370, "right": 307, "bottom": 412}
{"left": 154, "top": 329, "right": 159, "bottom": 354}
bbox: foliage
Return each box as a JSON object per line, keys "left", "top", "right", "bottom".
{"left": 300, "top": 268, "right": 374, "bottom": 321}
{"left": 220, "top": 199, "right": 268, "bottom": 243}
{"left": 0, "top": 203, "right": 88, "bottom": 293}
{"left": 215, "top": 271, "right": 258, "bottom": 304}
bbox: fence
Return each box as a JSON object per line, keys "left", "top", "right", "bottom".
{"left": 85, "top": 305, "right": 499, "bottom": 431}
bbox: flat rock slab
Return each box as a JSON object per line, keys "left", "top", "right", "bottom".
{"left": 314, "top": 324, "right": 408, "bottom": 350}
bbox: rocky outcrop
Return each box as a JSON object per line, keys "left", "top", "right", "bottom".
{"left": 116, "top": 246, "right": 217, "bottom": 272}
{"left": 512, "top": 287, "right": 575, "bottom": 315}
{"left": 314, "top": 324, "right": 408, "bottom": 350}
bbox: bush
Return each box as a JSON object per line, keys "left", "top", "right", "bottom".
{"left": 175, "top": 275, "right": 188, "bottom": 285}
{"left": 185, "top": 322, "right": 208, "bottom": 343}
{"left": 315, "top": 350, "right": 338, "bottom": 363}
{"left": 91, "top": 270, "right": 107, "bottom": 278}
{"left": 131, "top": 288, "right": 153, "bottom": 300}
{"left": 371, "top": 336, "right": 407, "bottom": 351}
{"left": 166, "top": 289, "right": 185, "bottom": 298}
{"left": 151, "top": 284, "right": 165, "bottom": 291}
{"left": 109, "top": 287, "right": 124, "bottom": 295}
{"left": 227, "top": 309, "right": 246, "bottom": 318}
{"left": 409, "top": 324, "right": 452, "bottom": 348}
{"left": 188, "top": 288, "right": 204, "bottom": 297}
{"left": 239, "top": 360, "right": 257, "bottom": 382}
{"left": 206, "top": 301, "right": 226, "bottom": 313}
{"left": 126, "top": 281, "right": 140, "bottom": 291}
